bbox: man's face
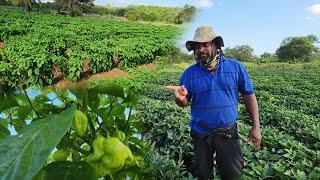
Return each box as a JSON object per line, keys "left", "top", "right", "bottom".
{"left": 194, "top": 42, "right": 217, "bottom": 62}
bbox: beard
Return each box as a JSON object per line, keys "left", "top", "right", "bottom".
{"left": 196, "top": 52, "right": 211, "bottom": 65}
{"left": 195, "top": 50, "right": 220, "bottom": 70}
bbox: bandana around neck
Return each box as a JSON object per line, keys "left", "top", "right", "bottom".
{"left": 196, "top": 49, "right": 221, "bottom": 71}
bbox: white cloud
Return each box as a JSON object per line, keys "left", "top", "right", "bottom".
{"left": 305, "top": 16, "right": 312, "bottom": 20}
{"left": 198, "top": 0, "right": 214, "bottom": 9}
{"left": 307, "top": 4, "right": 320, "bottom": 18}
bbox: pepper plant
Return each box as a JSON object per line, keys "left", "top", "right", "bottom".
{"left": 0, "top": 84, "right": 149, "bottom": 179}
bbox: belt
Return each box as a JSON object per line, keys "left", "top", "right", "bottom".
{"left": 213, "top": 122, "right": 236, "bottom": 132}
{"left": 212, "top": 122, "right": 237, "bottom": 138}
{"left": 191, "top": 122, "right": 237, "bottom": 140}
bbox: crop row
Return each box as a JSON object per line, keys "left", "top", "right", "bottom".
{"left": 0, "top": 9, "right": 181, "bottom": 89}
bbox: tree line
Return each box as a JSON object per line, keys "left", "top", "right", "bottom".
{"left": 0, "top": 0, "right": 196, "bottom": 24}
{"left": 224, "top": 34, "right": 320, "bottom": 62}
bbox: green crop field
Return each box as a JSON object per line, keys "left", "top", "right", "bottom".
{"left": 111, "top": 60, "right": 320, "bottom": 179}
{"left": 0, "top": 8, "right": 181, "bottom": 88}
{"left": 0, "top": 7, "right": 319, "bottom": 180}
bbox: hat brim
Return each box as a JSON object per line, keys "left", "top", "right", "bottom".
{"left": 185, "top": 36, "right": 224, "bottom": 51}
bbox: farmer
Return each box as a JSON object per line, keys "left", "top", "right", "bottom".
{"left": 171, "top": 26, "right": 261, "bottom": 180}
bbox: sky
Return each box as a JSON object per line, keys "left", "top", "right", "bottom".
{"left": 94, "top": 0, "right": 320, "bottom": 56}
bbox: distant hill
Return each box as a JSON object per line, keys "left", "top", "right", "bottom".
{"left": 0, "top": 0, "right": 197, "bottom": 24}
{"left": 87, "top": 4, "right": 197, "bottom": 25}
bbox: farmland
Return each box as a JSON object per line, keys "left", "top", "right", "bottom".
{"left": 0, "top": 8, "right": 181, "bottom": 88}
{"left": 105, "top": 60, "right": 320, "bottom": 179}
{"left": 0, "top": 7, "right": 320, "bottom": 179}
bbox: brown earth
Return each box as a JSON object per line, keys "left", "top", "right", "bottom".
{"left": 52, "top": 68, "right": 130, "bottom": 89}
{"left": 138, "top": 63, "right": 157, "bottom": 70}
{"left": 53, "top": 66, "right": 62, "bottom": 80}
{"left": 0, "top": 42, "right": 5, "bottom": 49}
{"left": 88, "top": 68, "right": 130, "bottom": 81}
{"left": 51, "top": 62, "right": 156, "bottom": 89}
{"left": 52, "top": 79, "right": 78, "bottom": 90}
{"left": 82, "top": 59, "right": 90, "bottom": 73}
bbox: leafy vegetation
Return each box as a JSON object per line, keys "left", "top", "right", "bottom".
{"left": 224, "top": 34, "right": 319, "bottom": 63}
{"left": 90, "top": 55, "right": 320, "bottom": 179}
{"left": 122, "top": 5, "right": 196, "bottom": 24}
{"left": 53, "top": 0, "right": 94, "bottom": 16}
{"left": 0, "top": 82, "right": 180, "bottom": 179}
{"left": 0, "top": 8, "right": 181, "bottom": 89}
{"left": 1, "top": 5, "right": 320, "bottom": 180}
{"left": 224, "top": 44, "right": 255, "bottom": 62}
{"left": 1, "top": 49, "right": 320, "bottom": 179}
{"left": 1, "top": 0, "right": 197, "bottom": 24}
{"left": 276, "top": 34, "right": 319, "bottom": 62}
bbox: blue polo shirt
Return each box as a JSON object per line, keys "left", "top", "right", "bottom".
{"left": 179, "top": 55, "right": 254, "bottom": 135}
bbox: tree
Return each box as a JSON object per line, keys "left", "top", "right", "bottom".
{"left": 53, "top": 0, "right": 94, "bottom": 16}
{"left": 224, "top": 44, "right": 254, "bottom": 62}
{"left": 258, "top": 52, "right": 278, "bottom": 63}
{"left": 11, "top": 0, "right": 31, "bottom": 12}
{"left": 260, "top": 52, "right": 273, "bottom": 58}
{"left": 174, "top": 4, "right": 196, "bottom": 24}
{"left": 0, "top": 0, "right": 9, "bottom": 5}
{"left": 307, "top": 34, "right": 319, "bottom": 43}
{"left": 276, "top": 34, "right": 319, "bottom": 62}
{"left": 79, "top": 0, "right": 94, "bottom": 13}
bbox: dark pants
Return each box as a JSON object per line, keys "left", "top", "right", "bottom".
{"left": 190, "top": 123, "right": 244, "bottom": 180}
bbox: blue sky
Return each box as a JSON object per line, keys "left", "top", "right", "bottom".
{"left": 97, "top": 0, "right": 320, "bottom": 55}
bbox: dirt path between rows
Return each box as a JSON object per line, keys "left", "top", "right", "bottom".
{"left": 52, "top": 63, "right": 157, "bottom": 89}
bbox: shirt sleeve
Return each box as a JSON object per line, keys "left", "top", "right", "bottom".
{"left": 179, "top": 71, "right": 192, "bottom": 101}
{"left": 238, "top": 63, "right": 254, "bottom": 95}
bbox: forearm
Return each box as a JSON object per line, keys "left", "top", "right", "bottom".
{"left": 242, "top": 93, "right": 260, "bottom": 129}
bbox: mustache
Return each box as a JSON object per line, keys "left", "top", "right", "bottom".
{"left": 196, "top": 52, "right": 211, "bottom": 61}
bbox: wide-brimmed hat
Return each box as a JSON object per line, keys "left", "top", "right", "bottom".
{"left": 186, "top": 26, "right": 224, "bottom": 51}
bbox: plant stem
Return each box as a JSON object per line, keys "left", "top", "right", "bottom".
{"left": 69, "top": 143, "right": 90, "bottom": 156}
{"left": 98, "top": 96, "right": 113, "bottom": 134}
{"left": 87, "top": 113, "right": 96, "bottom": 138}
{"left": 107, "top": 96, "right": 113, "bottom": 118}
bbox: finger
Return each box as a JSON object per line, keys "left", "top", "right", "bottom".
{"left": 173, "top": 89, "right": 180, "bottom": 98}
{"left": 165, "top": 85, "right": 179, "bottom": 91}
{"left": 256, "top": 137, "right": 262, "bottom": 146}
{"left": 254, "top": 139, "right": 261, "bottom": 150}
{"left": 178, "top": 88, "right": 185, "bottom": 96}
{"left": 254, "top": 143, "right": 261, "bottom": 150}
{"left": 181, "top": 85, "right": 188, "bottom": 95}
{"left": 248, "top": 133, "right": 253, "bottom": 143}
{"left": 178, "top": 86, "right": 187, "bottom": 96}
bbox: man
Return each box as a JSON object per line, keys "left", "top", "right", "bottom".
{"left": 172, "top": 26, "right": 261, "bottom": 180}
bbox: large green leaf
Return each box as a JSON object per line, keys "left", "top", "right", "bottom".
{"left": 90, "top": 84, "right": 125, "bottom": 98}
{"left": 0, "top": 105, "right": 76, "bottom": 180}
{"left": 33, "top": 161, "right": 98, "bottom": 180}
{"left": 69, "top": 86, "right": 88, "bottom": 105}
{"left": 13, "top": 106, "right": 31, "bottom": 132}
{"left": 0, "top": 124, "right": 10, "bottom": 141}
{"left": 0, "top": 93, "right": 19, "bottom": 112}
